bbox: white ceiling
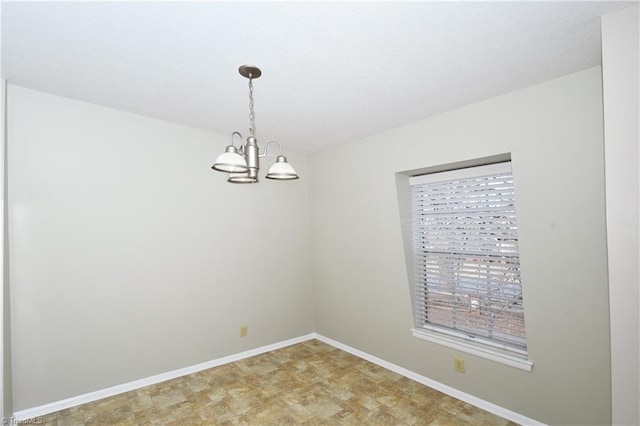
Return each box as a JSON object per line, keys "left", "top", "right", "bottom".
{"left": 1, "top": 1, "right": 635, "bottom": 154}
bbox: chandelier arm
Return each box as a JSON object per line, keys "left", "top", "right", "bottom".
{"left": 260, "top": 140, "right": 284, "bottom": 161}
{"left": 230, "top": 131, "right": 243, "bottom": 147}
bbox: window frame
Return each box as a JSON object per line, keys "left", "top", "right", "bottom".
{"left": 409, "top": 161, "right": 532, "bottom": 371}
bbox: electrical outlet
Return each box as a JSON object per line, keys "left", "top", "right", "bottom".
{"left": 240, "top": 325, "right": 248, "bottom": 337}
{"left": 454, "top": 357, "right": 465, "bottom": 373}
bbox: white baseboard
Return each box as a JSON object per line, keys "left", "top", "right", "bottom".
{"left": 312, "top": 333, "right": 544, "bottom": 426}
{"left": 13, "top": 333, "right": 315, "bottom": 420}
{"left": 15, "top": 332, "right": 543, "bottom": 425}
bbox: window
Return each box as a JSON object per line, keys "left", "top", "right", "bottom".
{"left": 410, "top": 162, "right": 530, "bottom": 369}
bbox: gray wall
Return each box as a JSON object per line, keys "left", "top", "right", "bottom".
{"left": 602, "top": 5, "right": 640, "bottom": 425}
{"left": 309, "top": 67, "right": 610, "bottom": 425}
{"left": 7, "top": 86, "right": 313, "bottom": 410}
{"left": 2, "top": 79, "right": 14, "bottom": 419}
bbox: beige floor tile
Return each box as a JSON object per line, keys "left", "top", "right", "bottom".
{"left": 38, "top": 340, "right": 517, "bottom": 425}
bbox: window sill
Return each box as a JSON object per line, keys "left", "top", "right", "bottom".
{"left": 411, "top": 328, "right": 533, "bottom": 372}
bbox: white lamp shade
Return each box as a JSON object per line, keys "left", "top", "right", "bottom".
{"left": 266, "top": 155, "right": 299, "bottom": 180}
{"left": 212, "top": 146, "right": 248, "bottom": 173}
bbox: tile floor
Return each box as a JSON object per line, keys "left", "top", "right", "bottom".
{"left": 39, "top": 339, "right": 518, "bottom": 425}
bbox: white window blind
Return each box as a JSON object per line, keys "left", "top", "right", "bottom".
{"left": 410, "top": 162, "right": 527, "bottom": 355}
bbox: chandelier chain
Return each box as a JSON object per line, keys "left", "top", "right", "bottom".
{"left": 248, "top": 77, "right": 255, "bottom": 137}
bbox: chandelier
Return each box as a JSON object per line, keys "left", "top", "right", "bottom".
{"left": 211, "top": 65, "right": 299, "bottom": 183}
